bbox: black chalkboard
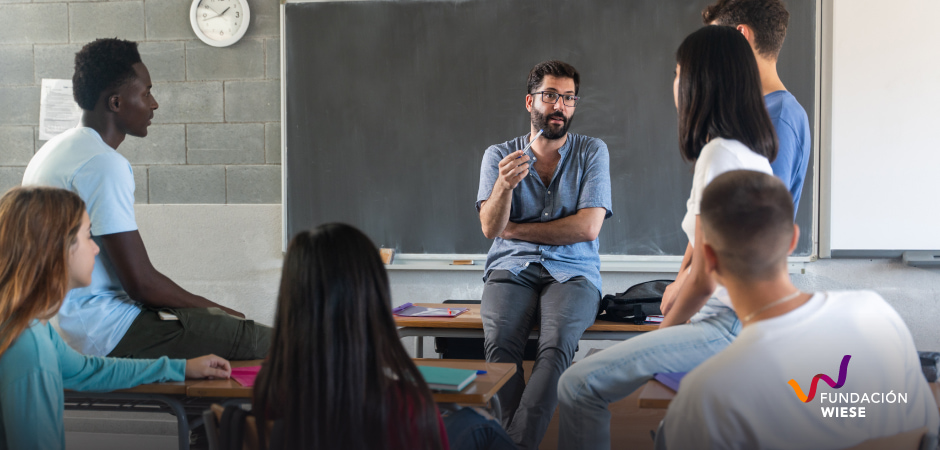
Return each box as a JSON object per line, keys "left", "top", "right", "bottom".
{"left": 285, "top": 0, "right": 816, "bottom": 256}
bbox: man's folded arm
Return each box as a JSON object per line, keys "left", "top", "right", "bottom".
{"left": 499, "top": 207, "right": 606, "bottom": 246}
{"left": 479, "top": 188, "right": 513, "bottom": 239}
{"left": 99, "top": 230, "right": 245, "bottom": 318}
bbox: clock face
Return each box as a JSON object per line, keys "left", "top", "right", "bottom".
{"left": 191, "top": 0, "right": 250, "bottom": 47}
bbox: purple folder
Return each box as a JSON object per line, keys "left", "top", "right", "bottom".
{"left": 653, "top": 372, "right": 687, "bottom": 392}
{"left": 392, "top": 302, "right": 468, "bottom": 317}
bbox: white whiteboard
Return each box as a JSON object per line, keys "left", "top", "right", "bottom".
{"left": 829, "top": 0, "right": 940, "bottom": 252}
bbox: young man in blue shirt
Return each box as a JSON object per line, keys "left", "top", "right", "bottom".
{"left": 704, "top": 0, "right": 812, "bottom": 212}
{"left": 477, "top": 60, "right": 612, "bottom": 449}
{"left": 556, "top": 1, "right": 811, "bottom": 448}
{"left": 22, "top": 38, "right": 271, "bottom": 360}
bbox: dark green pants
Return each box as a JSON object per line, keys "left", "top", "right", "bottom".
{"left": 107, "top": 307, "right": 272, "bottom": 360}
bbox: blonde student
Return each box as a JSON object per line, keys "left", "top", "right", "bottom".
{"left": 0, "top": 187, "right": 231, "bottom": 450}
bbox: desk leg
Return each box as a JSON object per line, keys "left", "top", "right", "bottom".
{"left": 415, "top": 336, "right": 424, "bottom": 358}
{"left": 168, "top": 398, "right": 191, "bottom": 450}
{"left": 489, "top": 393, "right": 502, "bottom": 424}
{"left": 63, "top": 392, "right": 191, "bottom": 450}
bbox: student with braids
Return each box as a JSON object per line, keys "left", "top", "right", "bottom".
{"left": 0, "top": 186, "right": 231, "bottom": 450}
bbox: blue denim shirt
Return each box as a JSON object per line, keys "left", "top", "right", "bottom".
{"left": 476, "top": 133, "right": 612, "bottom": 293}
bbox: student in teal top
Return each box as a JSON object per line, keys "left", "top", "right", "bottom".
{"left": 0, "top": 186, "right": 232, "bottom": 450}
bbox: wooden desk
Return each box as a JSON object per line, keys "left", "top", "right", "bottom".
{"left": 637, "top": 379, "right": 675, "bottom": 409}
{"left": 187, "top": 359, "right": 515, "bottom": 406}
{"left": 396, "top": 303, "right": 658, "bottom": 357}
{"left": 74, "top": 359, "right": 514, "bottom": 449}
{"left": 413, "top": 359, "right": 515, "bottom": 406}
{"left": 184, "top": 359, "right": 263, "bottom": 398}
{"left": 65, "top": 360, "right": 262, "bottom": 450}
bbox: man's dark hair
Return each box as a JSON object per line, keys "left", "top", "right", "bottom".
{"left": 527, "top": 60, "right": 580, "bottom": 95}
{"left": 702, "top": 0, "right": 790, "bottom": 59}
{"left": 72, "top": 38, "right": 142, "bottom": 111}
{"left": 675, "top": 26, "right": 777, "bottom": 163}
{"left": 700, "top": 170, "right": 794, "bottom": 280}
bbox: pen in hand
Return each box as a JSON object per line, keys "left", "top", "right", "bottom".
{"left": 520, "top": 129, "right": 544, "bottom": 157}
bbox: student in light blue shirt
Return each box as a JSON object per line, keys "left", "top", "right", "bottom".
{"left": 0, "top": 187, "right": 231, "bottom": 450}
{"left": 23, "top": 38, "right": 271, "bottom": 360}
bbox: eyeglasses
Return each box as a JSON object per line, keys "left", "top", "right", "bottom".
{"left": 532, "top": 91, "right": 580, "bottom": 107}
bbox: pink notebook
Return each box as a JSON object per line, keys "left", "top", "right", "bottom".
{"left": 231, "top": 366, "right": 262, "bottom": 387}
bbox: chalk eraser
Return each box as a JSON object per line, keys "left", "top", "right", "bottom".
{"left": 451, "top": 259, "right": 474, "bottom": 265}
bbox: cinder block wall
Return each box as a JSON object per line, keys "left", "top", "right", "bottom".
{"left": 0, "top": 0, "right": 281, "bottom": 204}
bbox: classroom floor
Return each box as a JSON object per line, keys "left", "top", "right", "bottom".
{"left": 65, "top": 410, "right": 179, "bottom": 450}
{"left": 518, "top": 360, "right": 667, "bottom": 450}
{"left": 66, "top": 432, "right": 177, "bottom": 450}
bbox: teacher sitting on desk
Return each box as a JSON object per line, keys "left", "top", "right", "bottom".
{"left": 476, "top": 60, "right": 612, "bottom": 449}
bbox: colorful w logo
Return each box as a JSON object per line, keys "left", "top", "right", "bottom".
{"left": 787, "top": 355, "right": 852, "bottom": 403}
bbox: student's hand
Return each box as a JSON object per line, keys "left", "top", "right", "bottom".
{"left": 185, "top": 354, "right": 232, "bottom": 379}
{"left": 661, "top": 281, "right": 681, "bottom": 317}
{"left": 496, "top": 150, "right": 530, "bottom": 191}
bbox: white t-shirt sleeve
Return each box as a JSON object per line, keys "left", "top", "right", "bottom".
{"left": 664, "top": 372, "right": 752, "bottom": 450}
{"left": 682, "top": 140, "right": 773, "bottom": 244}
{"left": 71, "top": 152, "right": 138, "bottom": 236}
{"left": 691, "top": 144, "right": 754, "bottom": 214}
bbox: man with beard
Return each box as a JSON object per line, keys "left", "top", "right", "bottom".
{"left": 476, "top": 60, "right": 612, "bottom": 449}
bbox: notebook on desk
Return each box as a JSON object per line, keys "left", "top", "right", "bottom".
{"left": 653, "top": 372, "right": 687, "bottom": 392}
{"left": 393, "top": 303, "right": 468, "bottom": 317}
{"left": 231, "top": 366, "right": 262, "bottom": 387}
{"left": 416, "top": 366, "right": 477, "bottom": 392}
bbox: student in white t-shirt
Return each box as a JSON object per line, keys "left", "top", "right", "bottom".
{"left": 658, "top": 170, "right": 939, "bottom": 449}
{"left": 558, "top": 26, "right": 777, "bottom": 449}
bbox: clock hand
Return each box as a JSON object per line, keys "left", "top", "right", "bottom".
{"left": 218, "top": 7, "right": 231, "bottom": 15}
{"left": 202, "top": 4, "right": 222, "bottom": 17}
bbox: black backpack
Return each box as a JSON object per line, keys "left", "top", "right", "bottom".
{"left": 597, "top": 280, "right": 673, "bottom": 324}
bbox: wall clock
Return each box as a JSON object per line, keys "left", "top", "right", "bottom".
{"left": 190, "top": 0, "right": 250, "bottom": 48}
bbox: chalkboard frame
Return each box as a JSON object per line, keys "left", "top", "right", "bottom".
{"left": 279, "top": 0, "right": 820, "bottom": 271}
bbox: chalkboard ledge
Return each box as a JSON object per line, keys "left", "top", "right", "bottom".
{"left": 384, "top": 254, "right": 808, "bottom": 274}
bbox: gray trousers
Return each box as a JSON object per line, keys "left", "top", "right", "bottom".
{"left": 481, "top": 264, "right": 600, "bottom": 450}
{"left": 108, "top": 307, "right": 272, "bottom": 360}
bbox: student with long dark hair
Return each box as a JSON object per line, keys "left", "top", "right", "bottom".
{"left": 557, "top": 26, "right": 777, "bottom": 449}
{"left": 253, "top": 223, "right": 515, "bottom": 450}
{"left": 0, "top": 187, "right": 231, "bottom": 450}
{"left": 253, "top": 223, "right": 446, "bottom": 449}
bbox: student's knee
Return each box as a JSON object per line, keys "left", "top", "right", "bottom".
{"left": 557, "top": 367, "right": 584, "bottom": 405}
{"left": 232, "top": 322, "right": 272, "bottom": 360}
{"left": 536, "top": 325, "right": 581, "bottom": 359}
{"left": 484, "top": 327, "right": 527, "bottom": 361}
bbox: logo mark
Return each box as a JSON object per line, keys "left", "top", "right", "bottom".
{"left": 788, "top": 355, "right": 852, "bottom": 403}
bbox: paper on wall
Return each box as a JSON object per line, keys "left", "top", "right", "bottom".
{"left": 39, "top": 79, "right": 83, "bottom": 141}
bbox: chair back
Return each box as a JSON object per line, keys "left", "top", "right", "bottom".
{"left": 205, "top": 403, "right": 261, "bottom": 450}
